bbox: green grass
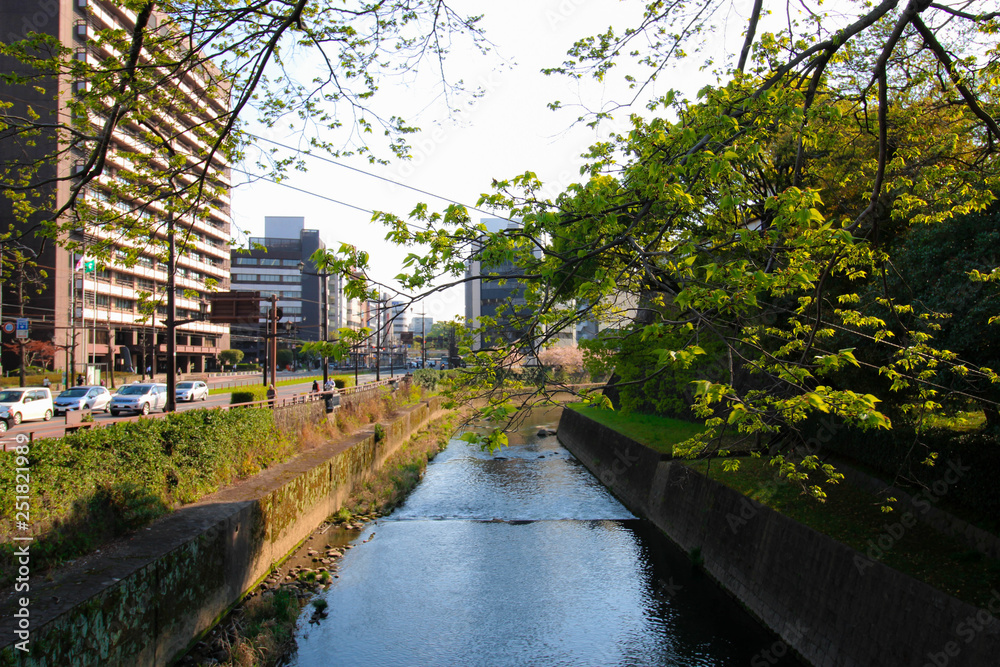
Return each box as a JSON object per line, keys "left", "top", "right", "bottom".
{"left": 684, "top": 457, "right": 1000, "bottom": 608}
{"left": 566, "top": 402, "right": 706, "bottom": 455}
{"left": 208, "top": 374, "right": 357, "bottom": 396}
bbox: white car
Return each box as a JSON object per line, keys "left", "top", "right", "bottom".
{"left": 176, "top": 380, "right": 209, "bottom": 402}
{"left": 109, "top": 383, "right": 168, "bottom": 416}
{"left": 54, "top": 385, "right": 112, "bottom": 415}
{"left": 0, "top": 387, "right": 54, "bottom": 433}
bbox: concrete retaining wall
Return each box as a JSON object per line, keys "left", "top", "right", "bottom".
{"left": 558, "top": 406, "right": 1000, "bottom": 667}
{"left": 0, "top": 395, "right": 443, "bottom": 667}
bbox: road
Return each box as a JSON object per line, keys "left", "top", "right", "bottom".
{"left": 0, "top": 368, "right": 410, "bottom": 449}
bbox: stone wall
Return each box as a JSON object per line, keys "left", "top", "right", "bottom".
{"left": 0, "top": 395, "right": 444, "bottom": 667}
{"left": 558, "top": 406, "right": 1000, "bottom": 667}
{"left": 273, "top": 399, "right": 326, "bottom": 434}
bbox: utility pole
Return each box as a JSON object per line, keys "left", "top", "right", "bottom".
{"left": 421, "top": 303, "right": 427, "bottom": 370}
{"left": 165, "top": 212, "right": 177, "bottom": 412}
{"left": 269, "top": 293, "right": 278, "bottom": 389}
{"left": 375, "top": 297, "right": 382, "bottom": 381}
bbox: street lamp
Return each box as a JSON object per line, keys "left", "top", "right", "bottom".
{"left": 298, "top": 261, "right": 329, "bottom": 387}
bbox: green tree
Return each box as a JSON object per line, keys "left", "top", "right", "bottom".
{"left": 327, "top": 1, "right": 1000, "bottom": 498}
{"left": 218, "top": 349, "right": 244, "bottom": 370}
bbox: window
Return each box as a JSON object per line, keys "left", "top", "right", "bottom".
{"left": 281, "top": 291, "right": 301, "bottom": 299}
{"left": 96, "top": 294, "right": 110, "bottom": 307}
{"left": 115, "top": 272, "right": 134, "bottom": 287}
{"left": 113, "top": 298, "right": 134, "bottom": 311}
{"left": 282, "top": 259, "right": 300, "bottom": 266}
{"left": 282, "top": 274, "right": 301, "bottom": 284}
{"left": 260, "top": 258, "right": 280, "bottom": 266}
{"left": 235, "top": 257, "right": 257, "bottom": 265}
{"left": 233, "top": 273, "right": 256, "bottom": 282}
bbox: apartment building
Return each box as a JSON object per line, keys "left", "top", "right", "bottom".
{"left": 0, "top": 0, "right": 231, "bottom": 378}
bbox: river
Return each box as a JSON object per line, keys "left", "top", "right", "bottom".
{"left": 289, "top": 409, "right": 802, "bottom": 666}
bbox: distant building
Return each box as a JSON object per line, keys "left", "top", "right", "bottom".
{"left": 410, "top": 316, "right": 434, "bottom": 335}
{"left": 465, "top": 218, "right": 574, "bottom": 351}
{"left": 229, "top": 217, "right": 331, "bottom": 363}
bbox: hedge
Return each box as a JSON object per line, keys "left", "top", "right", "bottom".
{"left": 231, "top": 385, "right": 269, "bottom": 404}
{"left": 0, "top": 407, "right": 292, "bottom": 583}
{"left": 811, "top": 417, "right": 1000, "bottom": 519}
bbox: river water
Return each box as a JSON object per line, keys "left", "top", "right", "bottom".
{"left": 290, "top": 411, "right": 802, "bottom": 666}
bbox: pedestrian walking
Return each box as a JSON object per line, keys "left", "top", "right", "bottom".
{"left": 266, "top": 383, "right": 276, "bottom": 408}
{"left": 311, "top": 379, "right": 319, "bottom": 393}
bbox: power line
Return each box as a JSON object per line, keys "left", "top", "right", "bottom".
{"left": 230, "top": 167, "right": 373, "bottom": 215}
{"left": 245, "top": 134, "right": 507, "bottom": 221}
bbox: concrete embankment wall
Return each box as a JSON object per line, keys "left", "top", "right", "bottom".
{"left": 558, "top": 407, "right": 1000, "bottom": 667}
{"left": 0, "top": 395, "right": 444, "bottom": 667}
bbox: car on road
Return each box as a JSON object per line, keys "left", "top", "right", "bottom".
{"left": 176, "top": 380, "right": 209, "bottom": 402}
{"left": 0, "top": 387, "right": 54, "bottom": 433}
{"left": 109, "top": 383, "right": 168, "bottom": 416}
{"left": 54, "top": 385, "right": 112, "bottom": 415}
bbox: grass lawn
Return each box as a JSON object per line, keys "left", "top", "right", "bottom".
{"left": 566, "top": 402, "right": 707, "bottom": 455}
{"left": 208, "top": 374, "right": 356, "bottom": 396}
{"left": 684, "top": 457, "right": 1000, "bottom": 608}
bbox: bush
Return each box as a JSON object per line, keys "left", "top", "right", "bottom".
{"left": 231, "top": 386, "right": 269, "bottom": 405}
{"left": 808, "top": 416, "right": 1000, "bottom": 520}
{"left": 412, "top": 369, "right": 441, "bottom": 391}
{"left": 0, "top": 406, "right": 288, "bottom": 584}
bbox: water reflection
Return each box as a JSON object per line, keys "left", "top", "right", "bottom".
{"left": 290, "top": 412, "right": 801, "bottom": 667}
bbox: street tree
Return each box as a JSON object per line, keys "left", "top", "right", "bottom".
{"left": 217, "top": 348, "right": 244, "bottom": 371}
{"left": 320, "top": 0, "right": 1000, "bottom": 498}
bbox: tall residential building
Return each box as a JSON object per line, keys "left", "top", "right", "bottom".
{"left": 229, "top": 217, "right": 331, "bottom": 363}
{"left": 0, "top": 0, "right": 231, "bottom": 378}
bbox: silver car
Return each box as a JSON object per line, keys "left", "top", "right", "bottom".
{"left": 176, "top": 380, "right": 209, "bottom": 402}
{"left": 54, "top": 385, "right": 112, "bottom": 415}
{"left": 109, "top": 383, "right": 168, "bottom": 416}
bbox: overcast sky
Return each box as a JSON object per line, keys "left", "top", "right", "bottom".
{"left": 229, "top": 1, "right": 722, "bottom": 322}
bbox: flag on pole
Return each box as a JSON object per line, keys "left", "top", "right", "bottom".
{"left": 75, "top": 256, "right": 96, "bottom": 272}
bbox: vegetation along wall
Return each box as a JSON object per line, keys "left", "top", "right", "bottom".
{"left": 558, "top": 407, "right": 1000, "bottom": 667}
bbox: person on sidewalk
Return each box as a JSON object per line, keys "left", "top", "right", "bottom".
{"left": 266, "top": 383, "right": 276, "bottom": 408}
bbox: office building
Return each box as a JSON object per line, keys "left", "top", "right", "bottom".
{"left": 229, "top": 217, "right": 330, "bottom": 363}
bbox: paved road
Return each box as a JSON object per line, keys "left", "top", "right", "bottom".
{"left": 0, "top": 369, "right": 409, "bottom": 449}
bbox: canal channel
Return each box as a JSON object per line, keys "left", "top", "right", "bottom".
{"left": 288, "top": 409, "right": 803, "bottom": 666}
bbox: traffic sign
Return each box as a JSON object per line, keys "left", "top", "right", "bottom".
{"left": 15, "top": 318, "right": 28, "bottom": 339}
{"left": 1, "top": 322, "right": 13, "bottom": 334}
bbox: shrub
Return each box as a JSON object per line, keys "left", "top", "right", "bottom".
{"left": 0, "top": 406, "right": 288, "bottom": 584}
{"left": 412, "top": 369, "right": 441, "bottom": 391}
{"left": 231, "top": 385, "right": 268, "bottom": 405}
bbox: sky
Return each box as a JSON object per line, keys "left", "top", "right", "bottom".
{"left": 229, "top": 1, "right": 726, "bottom": 323}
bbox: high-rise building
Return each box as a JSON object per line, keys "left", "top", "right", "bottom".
{"left": 0, "top": 0, "right": 232, "bottom": 379}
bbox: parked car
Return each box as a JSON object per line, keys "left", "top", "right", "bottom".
{"left": 0, "top": 387, "right": 54, "bottom": 433}
{"left": 54, "top": 385, "right": 112, "bottom": 415}
{"left": 176, "top": 380, "right": 209, "bottom": 402}
{"left": 109, "top": 383, "right": 168, "bottom": 416}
